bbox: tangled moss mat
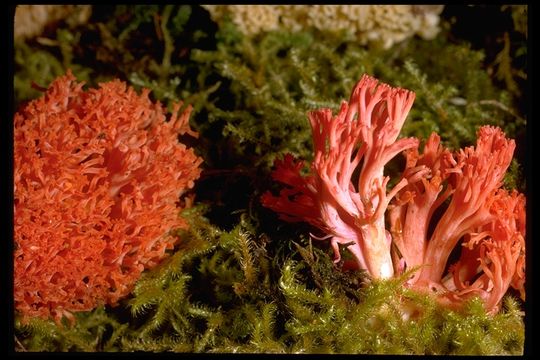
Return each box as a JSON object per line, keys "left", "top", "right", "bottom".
{"left": 13, "top": 5, "right": 527, "bottom": 354}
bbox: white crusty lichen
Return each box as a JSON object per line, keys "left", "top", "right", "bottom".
{"left": 14, "top": 5, "right": 92, "bottom": 41}
{"left": 230, "top": 5, "right": 281, "bottom": 34}
{"left": 202, "top": 5, "right": 444, "bottom": 49}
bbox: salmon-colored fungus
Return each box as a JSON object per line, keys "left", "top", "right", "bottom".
{"left": 262, "top": 74, "right": 525, "bottom": 313}
{"left": 14, "top": 71, "right": 203, "bottom": 323}
{"left": 263, "top": 74, "right": 419, "bottom": 279}
{"left": 392, "top": 126, "right": 525, "bottom": 313}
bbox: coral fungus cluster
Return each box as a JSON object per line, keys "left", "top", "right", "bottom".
{"left": 262, "top": 74, "right": 525, "bottom": 313}
{"left": 203, "top": 5, "right": 444, "bottom": 49}
{"left": 14, "top": 71, "right": 202, "bottom": 323}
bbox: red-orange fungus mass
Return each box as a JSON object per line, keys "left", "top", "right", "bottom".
{"left": 14, "top": 71, "right": 203, "bottom": 324}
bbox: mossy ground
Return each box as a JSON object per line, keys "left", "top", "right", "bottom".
{"left": 12, "top": 5, "right": 527, "bottom": 354}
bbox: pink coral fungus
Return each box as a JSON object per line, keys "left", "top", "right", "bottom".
{"left": 14, "top": 71, "right": 203, "bottom": 323}
{"left": 262, "top": 73, "right": 525, "bottom": 313}
{"left": 391, "top": 126, "right": 524, "bottom": 313}
{"left": 262, "top": 74, "right": 419, "bottom": 279}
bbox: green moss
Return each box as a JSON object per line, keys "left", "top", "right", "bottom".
{"left": 13, "top": 5, "right": 526, "bottom": 354}
{"left": 14, "top": 208, "right": 525, "bottom": 354}
{"left": 14, "top": 39, "right": 90, "bottom": 109}
{"left": 15, "top": 307, "right": 129, "bottom": 352}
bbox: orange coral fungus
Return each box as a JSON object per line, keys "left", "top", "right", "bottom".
{"left": 14, "top": 71, "right": 203, "bottom": 323}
